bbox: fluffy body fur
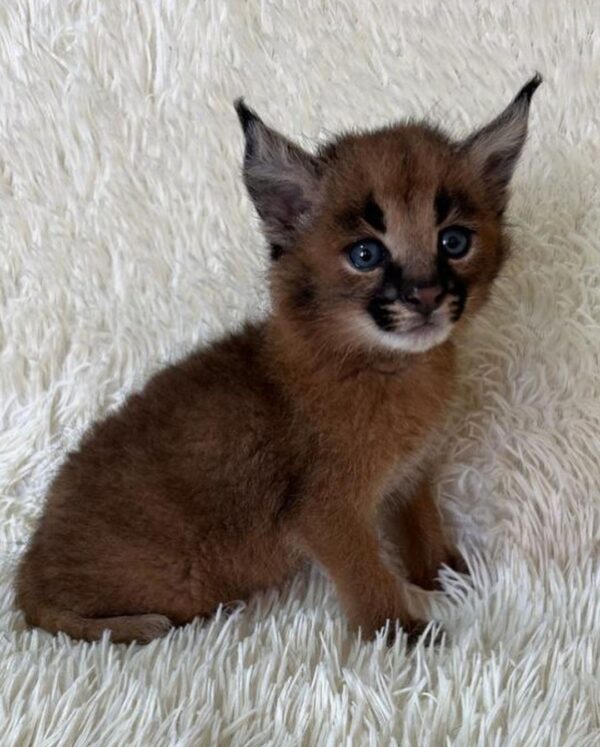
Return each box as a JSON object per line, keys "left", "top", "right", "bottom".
{"left": 16, "top": 76, "right": 540, "bottom": 644}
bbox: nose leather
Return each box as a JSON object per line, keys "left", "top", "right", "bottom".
{"left": 402, "top": 283, "right": 445, "bottom": 315}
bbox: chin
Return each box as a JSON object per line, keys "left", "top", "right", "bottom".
{"left": 372, "top": 320, "right": 453, "bottom": 353}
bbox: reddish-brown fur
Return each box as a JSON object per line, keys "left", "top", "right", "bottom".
{"left": 16, "top": 78, "right": 541, "bottom": 643}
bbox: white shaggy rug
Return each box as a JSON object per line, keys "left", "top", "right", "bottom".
{"left": 2, "top": 2, "right": 600, "bottom": 745}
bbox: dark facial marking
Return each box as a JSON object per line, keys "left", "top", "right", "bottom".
{"left": 367, "top": 297, "right": 395, "bottom": 332}
{"left": 381, "top": 260, "right": 403, "bottom": 294}
{"left": 437, "top": 254, "right": 468, "bottom": 321}
{"left": 337, "top": 194, "right": 386, "bottom": 234}
{"left": 366, "top": 261, "right": 403, "bottom": 331}
{"left": 450, "top": 282, "right": 468, "bottom": 322}
{"left": 363, "top": 195, "right": 386, "bottom": 232}
{"left": 435, "top": 187, "right": 478, "bottom": 224}
{"left": 452, "top": 190, "right": 478, "bottom": 220}
{"left": 434, "top": 187, "right": 452, "bottom": 224}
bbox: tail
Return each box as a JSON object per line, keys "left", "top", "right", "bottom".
{"left": 16, "top": 547, "right": 173, "bottom": 644}
{"left": 21, "top": 605, "right": 172, "bottom": 644}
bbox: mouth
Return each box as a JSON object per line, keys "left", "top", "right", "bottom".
{"left": 364, "top": 292, "right": 457, "bottom": 352}
{"left": 368, "top": 311, "right": 452, "bottom": 352}
{"left": 404, "top": 318, "right": 438, "bottom": 333}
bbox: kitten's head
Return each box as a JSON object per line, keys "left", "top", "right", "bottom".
{"left": 236, "top": 76, "right": 541, "bottom": 355}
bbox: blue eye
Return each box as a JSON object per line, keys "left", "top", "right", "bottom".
{"left": 439, "top": 227, "right": 472, "bottom": 258}
{"left": 347, "top": 239, "right": 387, "bottom": 271}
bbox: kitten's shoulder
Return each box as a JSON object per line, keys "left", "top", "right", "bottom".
{"left": 175, "top": 321, "right": 270, "bottom": 385}
{"left": 137, "top": 320, "right": 278, "bottom": 412}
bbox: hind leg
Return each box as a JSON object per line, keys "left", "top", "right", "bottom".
{"left": 17, "top": 525, "right": 297, "bottom": 644}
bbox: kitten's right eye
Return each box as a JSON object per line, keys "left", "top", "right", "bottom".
{"left": 347, "top": 239, "right": 387, "bottom": 271}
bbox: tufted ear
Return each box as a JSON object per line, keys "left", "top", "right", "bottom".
{"left": 235, "top": 99, "right": 322, "bottom": 253}
{"left": 462, "top": 74, "right": 542, "bottom": 213}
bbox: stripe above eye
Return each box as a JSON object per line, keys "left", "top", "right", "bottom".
{"left": 435, "top": 186, "right": 477, "bottom": 224}
{"left": 363, "top": 195, "right": 386, "bottom": 232}
{"left": 434, "top": 187, "right": 452, "bottom": 224}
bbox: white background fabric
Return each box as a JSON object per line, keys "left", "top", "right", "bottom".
{"left": 1, "top": 2, "right": 599, "bottom": 744}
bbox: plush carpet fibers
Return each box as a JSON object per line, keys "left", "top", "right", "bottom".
{"left": 1, "top": 1, "right": 600, "bottom": 745}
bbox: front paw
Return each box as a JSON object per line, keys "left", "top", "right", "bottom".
{"left": 408, "top": 547, "right": 469, "bottom": 590}
{"left": 376, "top": 618, "right": 444, "bottom": 647}
{"left": 443, "top": 547, "right": 469, "bottom": 576}
{"left": 403, "top": 619, "right": 445, "bottom": 648}
{"left": 352, "top": 606, "right": 440, "bottom": 646}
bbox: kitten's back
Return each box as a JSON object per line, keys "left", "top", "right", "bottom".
{"left": 15, "top": 322, "right": 300, "bottom": 641}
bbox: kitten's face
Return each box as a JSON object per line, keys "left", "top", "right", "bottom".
{"left": 237, "top": 76, "right": 540, "bottom": 356}
{"left": 276, "top": 129, "right": 505, "bottom": 354}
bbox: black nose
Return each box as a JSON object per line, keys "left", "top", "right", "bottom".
{"left": 402, "top": 283, "right": 446, "bottom": 315}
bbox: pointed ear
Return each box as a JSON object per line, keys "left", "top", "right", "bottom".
{"left": 462, "top": 74, "right": 542, "bottom": 213}
{"left": 234, "top": 99, "right": 322, "bottom": 250}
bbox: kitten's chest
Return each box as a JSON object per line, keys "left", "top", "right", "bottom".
{"left": 322, "top": 348, "right": 454, "bottom": 476}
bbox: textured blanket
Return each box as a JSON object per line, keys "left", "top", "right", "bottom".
{"left": 1, "top": 2, "right": 599, "bottom": 745}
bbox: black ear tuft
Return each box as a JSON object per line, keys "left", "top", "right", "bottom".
{"left": 515, "top": 73, "right": 543, "bottom": 104}
{"left": 234, "top": 98, "right": 260, "bottom": 134}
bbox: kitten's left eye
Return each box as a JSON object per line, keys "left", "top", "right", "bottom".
{"left": 439, "top": 227, "right": 472, "bottom": 259}
{"left": 347, "top": 239, "right": 387, "bottom": 271}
